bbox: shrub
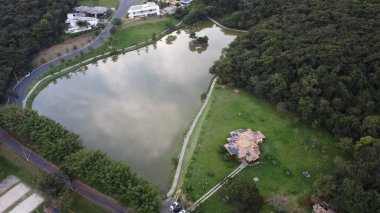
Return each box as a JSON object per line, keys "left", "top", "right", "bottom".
{"left": 183, "top": 9, "right": 207, "bottom": 25}
{"left": 207, "top": 170, "right": 215, "bottom": 177}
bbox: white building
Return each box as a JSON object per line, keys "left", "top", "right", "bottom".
{"left": 127, "top": 2, "right": 160, "bottom": 18}
{"left": 65, "top": 13, "right": 99, "bottom": 34}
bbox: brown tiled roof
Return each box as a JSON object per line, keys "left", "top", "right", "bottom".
{"left": 224, "top": 129, "right": 265, "bottom": 162}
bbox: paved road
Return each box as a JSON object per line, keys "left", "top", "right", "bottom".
{"left": 0, "top": 129, "right": 128, "bottom": 213}
{"left": 9, "top": 0, "right": 138, "bottom": 107}
{"left": 3, "top": 1, "right": 138, "bottom": 212}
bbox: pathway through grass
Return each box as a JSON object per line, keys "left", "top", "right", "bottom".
{"left": 181, "top": 86, "right": 345, "bottom": 212}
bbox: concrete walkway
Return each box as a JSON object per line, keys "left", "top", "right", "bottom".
{"left": 167, "top": 78, "right": 218, "bottom": 198}
{"left": 208, "top": 17, "right": 249, "bottom": 33}
{"left": 187, "top": 162, "right": 248, "bottom": 212}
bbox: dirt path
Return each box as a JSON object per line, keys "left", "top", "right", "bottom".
{"left": 32, "top": 32, "right": 97, "bottom": 68}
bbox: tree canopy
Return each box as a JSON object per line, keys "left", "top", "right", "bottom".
{"left": 220, "top": 177, "right": 264, "bottom": 213}
{"left": 210, "top": 0, "right": 380, "bottom": 141}
{"left": 0, "top": 0, "right": 78, "bottom": 102}
{"left": 205, "top": 0, "right": 379, "bottom": 211}
{"left": 0, "top": 106, "right": 161, "bottom": 212}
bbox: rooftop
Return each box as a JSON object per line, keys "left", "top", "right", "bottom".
{"left": 224, "top": 129, "right": 265, "bottom": 162}
{"left": 74, "top": 6, "right": 108, "bottom": 14}
{"left": 128, "top": 2, "right": 159, "bottom": 12}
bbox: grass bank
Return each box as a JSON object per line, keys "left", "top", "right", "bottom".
{"left": 0, "top": 140, "right": 106, "bottom": 213}
{"left": 79, "top": 0, "right": 119, "bottom": 8}
{"left": 25, "top": 17, "right": 181, "bottom": 108}
{"left": 181, "top": 86, "right": 347, "bottom": 212}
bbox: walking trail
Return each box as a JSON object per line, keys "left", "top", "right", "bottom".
{"left": 167, "top": 78, "right": 218, "bottom": 198}
{"left": 187, "top": 162, "right": 248, "bottom": 212}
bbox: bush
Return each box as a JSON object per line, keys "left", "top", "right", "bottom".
{"left": 183, "top": 9, "right": 208, "bottom": 25}
{"left": 110, "top": 26, "right": 117, "bottom": 35}
{"left": 205, "top": 6, "right": 223, "bottom": 18}
{"left": 207, "top": 170, "right": 215, "bottom": 177}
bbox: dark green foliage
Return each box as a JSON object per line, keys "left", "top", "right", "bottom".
{"left": 165, "top": 22, "right": 176, "bottom": 33}
{"left": 62, "top": 149, "right": 161, "bottom": 213}
{"left": 210, "top": 0, "right": 380, "bottom": 141}
{"left": 0, "top": 106, "right": 83, "bottom": 164}
{"left": 196, "top": 36, "right": 208, "bottom": 45}
{"left": 110, "top": 26, "right": 117, "bottom": 35}
{"left": 0, "top": 0, "right": 78, "bottom": 102}
{"left": 220, "top": 177, "right": 264, "bottom": 213}
{"left": 206, "top": 0, "right": 380, "bottom": 211}
{"left": 112, "top": 18, "right": 122, "bottom": 26}
{"left": 0, "top": 106, "right": 161, "bottom": 212}
{"left": 37, "top": 174, "right": 65, "bottom": 198}
{"left": 315, "top": 137, "right": 380, "bottom": 212}
{"left": 183, "top": 9, "right": 208, "bottom": 25}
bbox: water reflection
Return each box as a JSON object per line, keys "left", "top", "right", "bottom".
{"left": 33, "top": 21, "right": 242, "bottom": 190}
{"left": 166, "top": 35, "right": 177, "bottom": 45}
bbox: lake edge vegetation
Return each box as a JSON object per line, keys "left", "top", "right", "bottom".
{"left": 0, "top": 106, "right": 162, "bottom": 212}
{"left": 180, "top": 0, "right": 380, "bottom": 212}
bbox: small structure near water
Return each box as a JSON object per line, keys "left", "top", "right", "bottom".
{"left": 224, "top": 129, "right": 265, "bottom": 163}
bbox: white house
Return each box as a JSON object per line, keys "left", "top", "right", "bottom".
{"left": 65, "top": 13, "right": 99, "bottom": 33}
{"left": 127, "top": 2, "right": 160, "bottom": 18}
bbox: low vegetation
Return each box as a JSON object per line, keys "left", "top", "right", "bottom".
{"left": 0, "top": 142, "right": 106, "bottom": 212}
{"left": 182, "top": 87, "right": 346, "bottom": 212}
{"left": 0, "top": 0, "right": 78, "bottom": 102}
{"left": 205, "top": 1, "right": 380, "bottom": 211}
{"left": 0, "top": 106, "right": 161, "bottom": 212}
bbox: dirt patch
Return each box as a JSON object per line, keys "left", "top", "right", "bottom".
{"left": 233, "top": 88, "right": 240, "bottom": 93}
{"left": 32, "top": 32, "right": 97, "bottom": 68}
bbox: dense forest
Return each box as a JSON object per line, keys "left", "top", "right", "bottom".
{"left": 0, "top": 0, "right": 78, "bottom": 102}
{"left": 0, "top": 106, "right": 161, "bottom": 212}
{"left": 195, "top": 0, "right": 380, "bottom": 212}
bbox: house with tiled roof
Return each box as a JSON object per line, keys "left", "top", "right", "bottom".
{"left": 224, "top": 129, "right": 265, "bottom": 163}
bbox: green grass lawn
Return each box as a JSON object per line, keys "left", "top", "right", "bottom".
{"left": 79, "top": 0, "right": 118, "bottom": 8}
{"left": 181, "top": 86, "right": 346, "bottom": 212}
{"left": 112, "top": 17, "right": 179, "bottom": 49}
{"left": 0, "top": 142, "right": 106, "bottom": 213}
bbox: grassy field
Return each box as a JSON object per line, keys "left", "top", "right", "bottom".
{"left": 112, "top": 17, "right": 179, "bottom": 49}
{"left": 79, "top": 0, "right": 119, "bottom": 8}
{"left": 181, "top": 86, "right": 346, "bottom": 212}
{"left": 0, "top": 141, "right": 106, "bottom": 213}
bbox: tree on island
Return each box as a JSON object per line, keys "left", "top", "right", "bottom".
{"left": 220, "top": 177, "right": 264, "bottom": 213}
{"left": 189, "top": 32, "right": 209, "bottom": 46}
{"left": 196, "top": 36, "right": 209, "bottom": 45}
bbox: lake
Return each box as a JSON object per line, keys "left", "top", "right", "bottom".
{"left": 33, "top": 21, "right": 240, "bottom": 190}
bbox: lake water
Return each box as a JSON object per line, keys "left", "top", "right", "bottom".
{"left": 33, "top": 21, "right": 240, "bottom": 190}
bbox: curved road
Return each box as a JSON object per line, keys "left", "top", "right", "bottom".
{"left": 4, "top": 0, "right": 138, "bottom": 212}
{"left": 9, "top": 0, "right": 138, "bottom": 107}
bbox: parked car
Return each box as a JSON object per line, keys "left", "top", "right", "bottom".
{"left": 25, "top": 72, "right": 31, "bottom": 77}
{"left": 179, "top": 210, "right": 187, "bottom": 213}
{"left": 169, "top": 201, "right": 182, "bottom": 213}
